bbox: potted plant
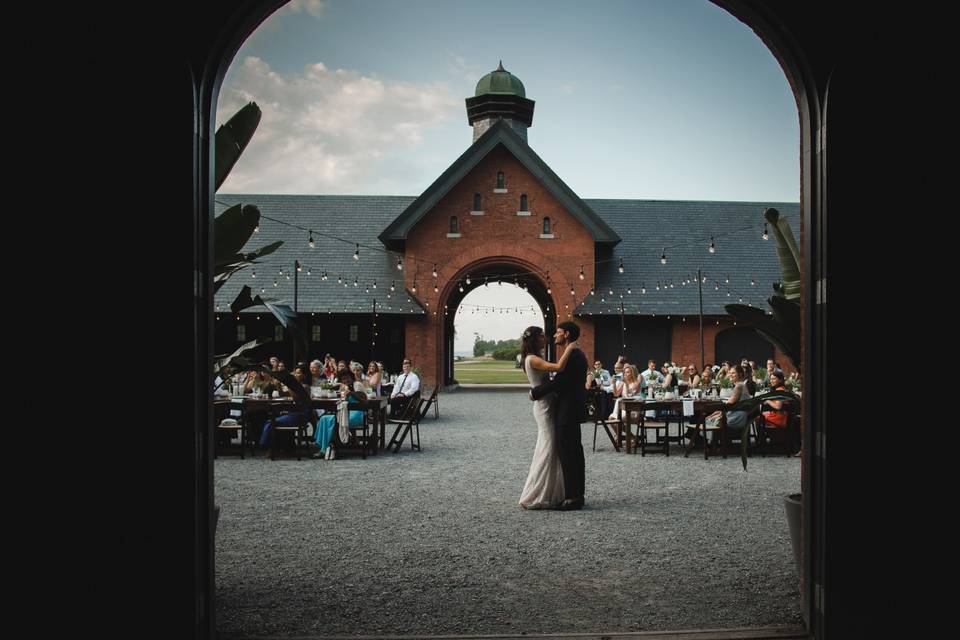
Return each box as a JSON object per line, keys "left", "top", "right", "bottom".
{"left": 717, "top": 375, "right": 735, "bottom": 399}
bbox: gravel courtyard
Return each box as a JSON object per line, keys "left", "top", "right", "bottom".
{"left": 215, "top": 389, "right": 802, "bottom": 638}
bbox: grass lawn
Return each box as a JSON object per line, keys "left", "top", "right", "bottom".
{"left": 454, "top": 356, "right": 527, "bottom": 383}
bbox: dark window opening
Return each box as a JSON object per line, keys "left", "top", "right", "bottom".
{"left": 473, "top": 193, "right": 481, "bottom": 210}
{"left": 543, "top": 217, "right": 551, "bottom": 235}
{"left": 520, "top": 194, "right": 528, "bottom": 211}
{"left": 450, "top": 216, "right": 459, "bottom": 233}
{"left": 496, "top": 171, "right": 504, "bottom": 189}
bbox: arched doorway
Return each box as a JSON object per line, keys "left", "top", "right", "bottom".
{"left": 438, "top": 258, "right": 557, "bottom": 387}
{"left": 186, "top": 2, "right": 831, "bottom": 638}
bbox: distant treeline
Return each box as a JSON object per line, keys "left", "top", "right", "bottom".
{"left": 473, "top": 337, "right": 521, "bottom": 360}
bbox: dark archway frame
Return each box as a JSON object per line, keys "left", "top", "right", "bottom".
{"left": 191, "top": 2, "right": 828, "bottom": 637}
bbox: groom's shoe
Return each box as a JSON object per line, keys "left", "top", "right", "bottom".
{"left": 558, "top": 497, "right": 584, "bottom": 511}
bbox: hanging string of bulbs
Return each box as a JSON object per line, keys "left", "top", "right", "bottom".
{"left": 215, "top": 199, "right": 774, "bottom": 301}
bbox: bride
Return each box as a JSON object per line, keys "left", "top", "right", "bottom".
{"left": 518, "top": 325, "right": 578, "bottom": 509}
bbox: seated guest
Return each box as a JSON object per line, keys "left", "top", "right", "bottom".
{"left": 309, "top": 359, "right": 323, "bottom": 386}
{"left": 761, "top": 369, "right": 789, "bottom": 428}
{"left": 313, "top": 369, "right": 367, "bottom": 459}
{"left": 278, "top": 364, "right": 309, "bottom": 396}
{"left": 366, "top": 361, "right": 382, "bottom": 392}
{"left": 323, "top": 355, "right": 337, "bottom": 379}
{"left": 611, "top": 360, "right": 624, "bottom": 384}
{"left": 705, "top": 365, "right": 752, "bottom": 434}
{"left": 389, "top": 358, "right": 421, "bottom": 417}
{"left": 269, "top": 356, "right": 279, "bottom": 371}
{"left": 586, "top": 360, "right": 612, "bottom": 391}
{"left": 350, "top": 361, "right": 366, "bottom": 386}
{"left": 609, "top": 364, "right": 642, "bottom": 421}
{"left": 258, "top": 368, "right": 312, "bottom": 457}
{"left": 337, "top": 360, "right": 348, "bottom": 374}
{"left": 743, "top": 363, "right": 758, "bottom": 395}
{"left": 661, "top": 362, "right": 679, "bottom": 389}
{"left": 683, "top": 364, "right": 700, "bottom": 389}
{"left": 244, "top": 369, "right": 273, "bottom": 395}
{"left": 640, "top": 359, "right": 664, "bottom": 388}
{"left": 763, "top": 359, "right": 779, "bottom": 386}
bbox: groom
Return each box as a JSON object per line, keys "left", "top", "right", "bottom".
{"left": 530, "top": 321, "right": 588, "bottom": 510}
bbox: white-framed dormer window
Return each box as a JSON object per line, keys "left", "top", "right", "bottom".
{"left": 540, "top": 216, "right": 554, "bottom": 239}
{"left": 311, "top": 325, "right": 322, "bottom": 342}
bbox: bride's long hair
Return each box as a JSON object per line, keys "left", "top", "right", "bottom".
{"left": 520, "top": 326, "right": 544, "bottom": 364}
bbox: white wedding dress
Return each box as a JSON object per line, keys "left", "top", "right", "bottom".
{"left": 518, "top": 355, "right": 566, "bottom": 509}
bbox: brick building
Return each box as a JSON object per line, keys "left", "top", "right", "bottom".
{"left": 215, "top": 63, "right": 799, "bottom": 383}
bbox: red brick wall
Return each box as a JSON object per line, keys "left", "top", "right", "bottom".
{"left": 402, "top": 145, "right": 597, "bottom": 386}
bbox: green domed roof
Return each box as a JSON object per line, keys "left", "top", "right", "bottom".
{"left": 474, "top": 61, "right": 526, "bottom": 98}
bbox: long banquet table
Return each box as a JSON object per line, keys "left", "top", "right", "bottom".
{"left": 619, "top": 398, "right": 726, "bottom": 457}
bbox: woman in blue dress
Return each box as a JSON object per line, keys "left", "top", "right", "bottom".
{"left": 313, "top": 369, "right": 367, "bottom": 459}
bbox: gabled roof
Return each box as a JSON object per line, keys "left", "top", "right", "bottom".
{"left": 378, "top": 120, "right": 621, "bottom": 249}
{"left": 214, "top": 194, "right": 425, "bottom": 316}
{"left": 576, "top": 199, "right": 801, "bottom": 316}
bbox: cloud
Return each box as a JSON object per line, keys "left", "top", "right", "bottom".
{"left": 217, "top": 57, "right": 460, "bottom": 193}
{"left": 282, "top": 0, "right": 327, "bottom": 18}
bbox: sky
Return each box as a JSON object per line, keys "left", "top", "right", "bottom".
{"left": 217, "top": 0, "right": 799, "bottom": 353}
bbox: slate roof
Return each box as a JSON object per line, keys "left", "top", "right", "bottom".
{"left": 575, "top": 199, "right": 801, "bottom": 317}
{"left": 214, "top": 194, "right": 800, "bottom": 317}
{"left": 378, "top": 120, "right": 620, "bottom": 249}
{"left": 214, "top": 194, "right": 423, "bottom": 316}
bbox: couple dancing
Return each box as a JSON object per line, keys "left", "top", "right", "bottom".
{"left": 518, "top": 321, "right": 588, "bottom": 511}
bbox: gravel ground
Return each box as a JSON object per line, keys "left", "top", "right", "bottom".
{"left": 215, "top": 389, "right": 802, "bottom": 637}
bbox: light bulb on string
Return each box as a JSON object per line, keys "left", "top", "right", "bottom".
{"left": 353, "top": 244, "right": 360, "bottom": 260}
{"left": 750, "top": 278, "right": 755, "bottom": 286}
{"left": 579, "top": 265, "right": 585, "bottom": 280}
{"left": 432, "top": 264, "right": 438, "bottom": 278}
{"left": 296, "top": 261, "right": 302, "bottom": 272}
{"left": 353, "top": 278, "right": 358, "bottom": 287}
{"left": 278, "top": 268, "right": 284, "bottom": 276}
{"left": 273, "top": 280, "right": 278, "bottom": 287}
{"left": 251, "top": 270, "right": 256, "bottom": 279}
{"left": 762, "top": 224, "right": 769, "bottom": 240}
{"left": 337, "top": 275, "right": 342, "bottom": 284}
{"left": 390, "top": 281, "right": 395, "bottom": 292}
{"left": 590, "top": 288, "right": 594, "bottom": 296}
{"left": 708, "top": 237, "right": 716, "bottom": 254}
{"left": 253, "top": 222, "right": 259, "bottom": 233}
{"left": 396, "top": 257, "right": 403, "bottom": 270}
{"left": 641, "top": 283, "right": 646, "bottom": 294}
{"left": 660, "top": 249, "right": 667, "bottom": 265}
{"left": 618, "top": 258, "right": 624, "bottom": 273}
{"left": 465, "top": 274, "right": 471, "bottom": 285}
{"left": 412, "top": 282, "right": 417, "bottom": 293}
{"left": 433, "top": 282, "right": 438, "bottom": 293}
{"left": 570, "top": 287, "right": 575, "bottom": 296}
{"left": 459, "top": 282, "right": 464, "bottom": 293}
{"left": 372, "top": 280, "right": 377, "bottom": 289}
{"left": 547, "top": 284, "right": 552, "bottom": 294}
{"left": 307, "top": 267, "right": 311, "bottom": 276}
{"left": 627, "top": 287, "right": 631, "bottom": 294}
{"left": 725, "top": 274, "right": 729, "bottom": 284}
{"left": 308, "top": 230, "right": 315, "bottom": 248}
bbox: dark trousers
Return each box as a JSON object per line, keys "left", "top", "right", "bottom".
{"left": 555, "top": 422, "right": 585, "bottom": 499}
{"left": 389, "top": 395, "right": 412, "bottom": 418}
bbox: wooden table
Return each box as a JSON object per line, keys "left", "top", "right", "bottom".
{"left": 620, "top": 398, "right": 725, "bottom": 457}
{"left": 214, "top": 395, "right": 389, "bottom": 452}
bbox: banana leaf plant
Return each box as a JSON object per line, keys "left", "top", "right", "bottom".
{"left": 727, "top": 388, "right": 802, "bottom": 470}
{"left": 725, "top": 207, "right": 801, "bottom": 370}
{"left": 213, "top": 102, "right": 282, "bottom": 292}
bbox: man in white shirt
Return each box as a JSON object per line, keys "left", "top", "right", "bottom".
{"left": 389, "top": 358, "right": 421, "bottom": 417}
{"left": 640, "top": 359, "right": 664, "bottom": 388}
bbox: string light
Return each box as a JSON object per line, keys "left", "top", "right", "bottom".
{"left": 296, "top": 261, "right": 302, "bottom": 272}
{"left": 432, "top": 264, "right": 438, "bottom": 278}
{"left": 570, "top": 286, "right": 575, "bottom": 296}
{"left": 708, "top": 237, "right": 716, "bottom": 254}
{"left": 660, "top": 249, "right": 667, "bottom": 265}
{"left": 251, "top": 270, "right": 256, "bottom": 278}
{"left": 412, "top": 281, "right": 417, "bottom": 293}
{"left": 579, "top": 265, "right": 585, "bottom": 280}
{"left": 390, "top": 281, "right": 395, "bottom": 292}
{"left": 396, "top": 257, "right": 403, "bottom": 270}
{"left": 459, "top": 282, "right": 464, "bottom": 293}
{"left": 434, "top": 282, "right": 439, "bottom": 293}
{"left": 465, "top": 274, "right": 471, "bottom": 285}
{"left": 308, "top": 230, "right": 315, "bottom": 248}
{"left": 372, "top": 280, "right": 377, "bottom": 288}
{"left": 353, "top": 244, "right": 360, "bottom": 260}
{"left": 353, "top": 278, "right": 358, "bottom": 287}
{"left": 641, "top": 283, "right": 646, "bottom": 294}
{"left": 750, "top": 278, "right": 755, "bottom": 286}
{"left": 618, "top": 258, "right": 624, "bottom": 273}
{"left": 725, "top": 274, "right": 730, "bottom": 284}
{"left": 762, "top": 223, "right": 769, "bottom": 240}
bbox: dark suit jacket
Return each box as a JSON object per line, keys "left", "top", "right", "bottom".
{"left": 530, "top": 347, "right": 589, "bottom": 426}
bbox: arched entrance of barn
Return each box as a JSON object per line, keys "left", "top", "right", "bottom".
{"left": 437, "top": 258, "right": 559, "bottom": 387}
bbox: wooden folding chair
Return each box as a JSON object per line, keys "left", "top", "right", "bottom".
{"left": 591, "top": 391, "right": 621, "bottom": 452}
{"left": 635, "top": 404, "right": 670, "bottom": 456}
{"left": 424, "top": 386, "right": 439, "bottom": 419}
{"left": 386, "top": 397, "right": 428, "bottom": 453}
{"left": 268, "top": 402, "right": 312, "bottom": 461}
{"left": 214, "top": 398, "right": 247, "bottom": 459}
